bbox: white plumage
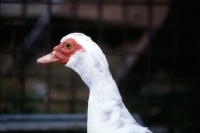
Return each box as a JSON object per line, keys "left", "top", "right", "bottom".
{"left": 37, "top": 33, "right": 152, "bottom": 133}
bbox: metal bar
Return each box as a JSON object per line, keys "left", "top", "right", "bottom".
{"left": 122, "top": 0, "right": 128, "bottom": 45}
{"left": 71, "top": 0, "right": 78, "bottom": 30}
{"left": 1, "top": 0, "right": 200, "bottom": 6}
{"left": 45, "top": 0, "right": 52, "bottom": 113}
{"left": 0, "top": 114, "right": 87, "bottom": 132}
{"left": 0, "top": 0, "right": 170, "bottom": 4}
{"left": 0, "top": 1, "right": 1, "bottom": 18}
{"left": 0, "top": 113, "right": 143, "bottom": 131}
{"left": 0, "top": 1, "right": 1, "bottom": 113}
{"left": 18, "top": 0, "right": 27, "bottom": 114}
{"left": 144, "top": 0, "right": 153, "bottom": 125}
{"left": 97, "top": 0, "right": 103, "bottom": 43}
{"left": 167, "top": 1, "right": 179, "bottom": 132}
{"left": 69, "top": 0, "right": 79, "bottom": 113}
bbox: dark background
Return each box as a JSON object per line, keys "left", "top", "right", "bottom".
{"left": 0, "top": 0, "right": 200, "bottom": 133}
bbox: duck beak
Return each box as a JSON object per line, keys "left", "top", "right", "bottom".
{"left": 37, "top": 51, "right": 59, "bottom": 64}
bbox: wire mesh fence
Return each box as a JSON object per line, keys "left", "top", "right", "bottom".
{"left": 0, "top": 0, "right": 200, "bottom": 133}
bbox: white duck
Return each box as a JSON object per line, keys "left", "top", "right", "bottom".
{"left": 37, "top": 33, "right": 152, "bottom": 133}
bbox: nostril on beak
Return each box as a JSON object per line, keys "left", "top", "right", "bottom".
{"left": 50, "top": 51, "right": 56, "bottom": 56}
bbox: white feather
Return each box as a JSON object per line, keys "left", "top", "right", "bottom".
{"left": 63, "top": 33, "right": 152, "bottom": 133}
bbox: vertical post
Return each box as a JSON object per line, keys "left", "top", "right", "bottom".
{"left": 170, "top": 1, "right": 178, "bottom": 132}
{"left": 0, "top": 0, "right": 1, "bottom": 114}
{"left": 145, "top": 0, "right": 153, "bottom": 125}
{"left": 121, "top": 0, "right": 128, "bottom": 99}
{"left": 19, "top": 0, "right": 27, "bottom": 114}
{"left": 71, "top": 0, "right": 78, "bottom": 31}
{"left": 194, "top": 79, "right": 200, "bottom": 133}
{"left": 46, "top": 0, "right": 52, "bottom": 113}
{"left": 70, "top": 0, "right": 78, "bottom": 113}
{"left": 123, "top": 0, "right": 128, "bottom": 46}
{"left": 97, "top": 0, "right": 103, "bottom": 43}
{"left": 0, "top": 1, "right": 1, "bottom": 17}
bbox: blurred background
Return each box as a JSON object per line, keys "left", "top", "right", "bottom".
{"left": 0, "top": 0, "right": 200, "bottom": 133}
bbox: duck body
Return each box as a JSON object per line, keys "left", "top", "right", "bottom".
{"left": 37, "top": 33, "right": 152, "bottom": 133}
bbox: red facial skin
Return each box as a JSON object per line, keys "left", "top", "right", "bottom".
{"left": 37, "top": 38, "right": 84, "bottom": 64}
{"left": 53, "top": 38, "right": 84, "bottom": 64}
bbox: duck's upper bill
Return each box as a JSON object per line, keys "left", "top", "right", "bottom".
{"left": 37, "top": 51, "right": 59, "bottom": 63}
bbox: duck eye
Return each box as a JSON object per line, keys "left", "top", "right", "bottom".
{"left": 65, "top": 43, "right": 72, "bottom": 49}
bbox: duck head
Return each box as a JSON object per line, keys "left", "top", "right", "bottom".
{"left": 37, "top": 33, "right": 109, "bottom": 84}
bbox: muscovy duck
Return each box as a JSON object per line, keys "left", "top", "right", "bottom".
{"left": 37, "top": 33, "right": 152, "bottom": 133}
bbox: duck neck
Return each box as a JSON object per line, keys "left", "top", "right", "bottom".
{"left": 66, "top": 53, "right": 122, "bottom": 103}
{"left": 82, "top": 66, "right": 122, "bottom": 103}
